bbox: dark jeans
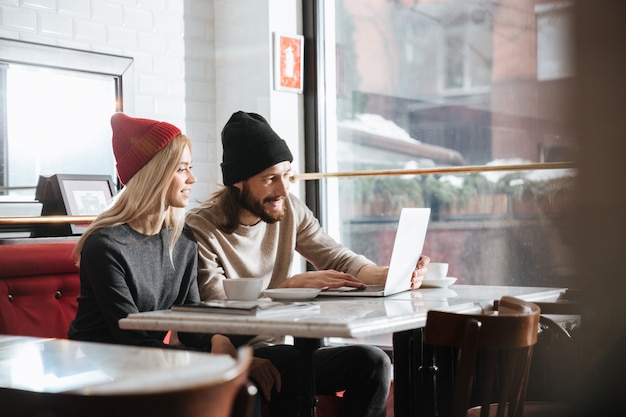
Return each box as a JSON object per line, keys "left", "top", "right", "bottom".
{"left": 253, "top": 344, "right": 392, "bottom": 417}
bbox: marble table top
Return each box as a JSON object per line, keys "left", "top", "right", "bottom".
{"left": 119, "top": 285, "right": 566, "bottom": 340}
{"left": 0, "top": 336, "right": 238, "bottom": 394}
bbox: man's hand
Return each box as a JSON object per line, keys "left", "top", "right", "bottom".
{"left": 411, "top": 255, "right": 431, "bottom": 289}
{"left": 279, "top": 254, "right": 431, "bottom": 290}
{"left": 280, "top": 270, "right": 367, "bottom": 290}
{"left": 249, "top": 357, "right": 282, "bottom": 400}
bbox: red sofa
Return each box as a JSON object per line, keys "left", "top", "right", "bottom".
{"left": 0, "top": 240, "right": 79, "bottom": 338}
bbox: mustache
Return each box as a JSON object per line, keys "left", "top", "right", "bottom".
{"left": 263, "top": 196, "right": 284, "bottom": 204}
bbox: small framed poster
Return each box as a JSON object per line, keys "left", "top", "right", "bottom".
{"left": 59, "top": 177, "right": 115, "bottom": 217}
{"left": 273, "top": 32, "right": 304, "bottom": 93}
{"left": 36, "top": 174, "right": 116, "bottom": 235}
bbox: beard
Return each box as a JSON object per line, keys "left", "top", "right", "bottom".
{"left": 239, "top": 182, "right": 286, "bottom": 224}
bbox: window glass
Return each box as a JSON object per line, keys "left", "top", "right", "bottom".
{"left": 318, "top": 0, "right": 576, "bottom": 287}
{"left": 4, "top": 64, "right": 116, "bottom": 195}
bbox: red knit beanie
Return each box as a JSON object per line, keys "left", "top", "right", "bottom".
{"left": 111, "top": 112, "right": 181, "bottom": 185}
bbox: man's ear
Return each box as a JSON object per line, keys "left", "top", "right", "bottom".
{"left": 233, "top": 181, "right": 244, "bottom": 192}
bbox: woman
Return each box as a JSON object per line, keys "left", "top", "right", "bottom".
{"left": 68, "top": 112, "right": 228, "bottom": 351}
{"left": 67, "top": 113, "right": 279, "bottom": 417}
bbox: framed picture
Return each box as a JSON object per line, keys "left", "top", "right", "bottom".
{"left": 36, "top": 174, "right": 117, "bottom": 235}
{"left": 58, "top": 176, "right": 115, "bottom": 217}
{"left": 273, "top": 32, "right": 304, "bottom": 93}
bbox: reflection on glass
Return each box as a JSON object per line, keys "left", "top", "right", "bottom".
{"left": 332, "top": 0, "right": 574, "bottom": 169}
{"left": 323, "top": 0, "right": 576, "bottom": 288}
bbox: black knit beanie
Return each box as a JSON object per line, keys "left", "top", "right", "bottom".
{"left": 221, "top": 111, "right": 294, "bottom": 186}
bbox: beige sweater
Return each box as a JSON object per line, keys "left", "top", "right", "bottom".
{"left": 186, "top": 193, "right": 374, "bottom": 301}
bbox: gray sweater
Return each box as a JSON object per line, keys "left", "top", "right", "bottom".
{"left": 68, "top": 223, "right": 213, "bottom": 350}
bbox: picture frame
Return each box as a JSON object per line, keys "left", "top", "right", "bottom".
{"left": 273, "top": 32, "right": 304, "bottom": 93}
{"left": 36, "top": 174, "right": 117, "bottom": 235}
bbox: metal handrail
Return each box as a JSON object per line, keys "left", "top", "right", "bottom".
{"left": 291, "top": 161, "right": 575, "bottom": 182}
{"left": 0, "top": 215, "right": 96, "bottom": 225}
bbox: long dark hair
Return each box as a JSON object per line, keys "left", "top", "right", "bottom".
{"left": 210, "top": 185, "right": 243, "bottom": 234}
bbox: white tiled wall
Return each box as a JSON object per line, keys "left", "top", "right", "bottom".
{"left": 0, "top": 0, "right": 303, "bottom": 207}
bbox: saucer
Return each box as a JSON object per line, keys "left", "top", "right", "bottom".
{"left": 263, "top": 288, "right": 321, "bottom": 301}
{"left": 420, "top": 277, "right": 457, "bottom": 288}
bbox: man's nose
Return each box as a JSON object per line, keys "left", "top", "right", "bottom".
{"left": 275, "top": 176, "right": 290, "bottom": 196}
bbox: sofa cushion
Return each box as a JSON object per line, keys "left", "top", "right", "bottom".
{"left": 0, "top": 273, "right": 79, "bottom": 338}
{"left": 0, "top": 241, "right": 79, "bottom": 338}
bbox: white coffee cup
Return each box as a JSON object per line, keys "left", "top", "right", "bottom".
{"left": 424, "top": 262, "right": 449, "bottom": 280}
{"left": 223, "top": 278, "right": 265, "bottom": 300}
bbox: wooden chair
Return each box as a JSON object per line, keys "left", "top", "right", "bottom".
{"left": 423, "top": 296, "right": 570, "bottom": 417}
{"left": 0, "top": 347, "right": 256, "bottom": 417}
{"left": 493, "top": 290, "right": 582, "bottom": 405}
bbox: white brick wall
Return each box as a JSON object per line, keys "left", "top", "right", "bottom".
{"left": 0, "top": 0, "right": 219, "bottom": 205}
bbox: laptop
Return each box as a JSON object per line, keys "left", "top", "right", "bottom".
{"left": 318, "top": 207, "right": 431, "bottom": 297}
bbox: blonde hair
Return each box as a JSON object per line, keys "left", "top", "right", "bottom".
{"left": 74, "top": 134, "right": 192, "bottom": 265}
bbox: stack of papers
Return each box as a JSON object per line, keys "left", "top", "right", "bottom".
{"left": 172, "top": 300, "right": 320, "bottom": 318}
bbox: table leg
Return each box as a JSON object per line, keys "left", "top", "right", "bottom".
{"left": 393, "top": 329, "right": 422, "bottom": 417}
{"left": 294, "top": 337, "right": 322, "bottom": 417}
{"left": 393, "top": 329, "right": 454, "bottom": 417}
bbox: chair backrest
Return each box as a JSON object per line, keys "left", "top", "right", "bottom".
{"left": 424, "top": 296, "right": 540, "bottom": 417}
{"left": 0, "top": 347, "right": 255, "bottom": 417}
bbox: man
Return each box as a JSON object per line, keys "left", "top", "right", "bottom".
{"left": 187, "top": 110, "right": 429, "bottom": 417}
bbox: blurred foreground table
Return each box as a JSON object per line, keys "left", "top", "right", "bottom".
{"left": 0, "top": 336, "right": 243, "bottom": 417}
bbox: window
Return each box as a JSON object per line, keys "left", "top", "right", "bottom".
{"left": 306, "top": 0, "right": 576, "bottom": 288}
{"left": 0, "top": 39, "right": 133, "bottom": 201}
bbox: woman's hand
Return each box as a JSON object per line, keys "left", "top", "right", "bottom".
{"left": 210, "top": 334, "right": 281, "bottom": 400}
{"left": 249, "top": 357, "right": 282, "bottom": 400}
{"left": 411, "top": 255, "right": 431, "bottom": 289}
{"left": 210, "top": 334, "right": 238, "bottom": 357}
